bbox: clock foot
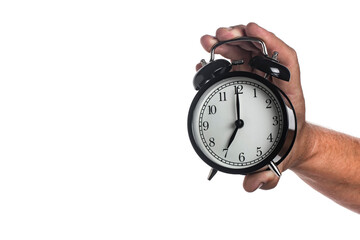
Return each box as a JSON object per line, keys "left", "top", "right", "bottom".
{"left": 207, "top": 168, "right": 218, "bottom": 181}
{"left": 268, "top": 161, "right": 281, "bottom": 177}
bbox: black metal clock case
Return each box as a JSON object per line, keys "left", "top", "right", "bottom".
{"left": 187, "top": 37, "right": 297, "bottom": 180}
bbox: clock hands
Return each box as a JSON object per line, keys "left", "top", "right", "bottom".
{"left": 226, "top": 119, "right": 244, "bottom": 149}
{"left": 225, "top": 86, "right": 244, "bottom": 150}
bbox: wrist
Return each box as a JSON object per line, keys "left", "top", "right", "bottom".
{"left": 288, "top": 122, "right": 318, "bottom": 171}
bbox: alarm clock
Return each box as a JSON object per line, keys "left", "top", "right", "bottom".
{"left": 187, "top": 37, "right": 297, "bottom": 180}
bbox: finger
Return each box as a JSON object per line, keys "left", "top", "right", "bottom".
{"left": 245, "top": 22, "right": 299, "bottom": 68}
{"left": 200, "top": 34, "right": 218, "bottom": 53}
{"left": 243, "top": 170, "right": 280, "bottom": 192}
{"left": 222, "top": 25, "right": 262, "bottom": 53}
{"left": 215, "top": 26, "right": 257, "bottom": 59}
{"left": 196, "top": 62, "right": 202, "bottom": 71}
{"left": 200, "top": 34, "right": 247, "bottom": 60}
{"left": 216, "top": 26, "right": 245, "bottom": 41}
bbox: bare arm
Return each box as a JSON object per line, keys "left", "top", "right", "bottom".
{"left": 292, "top": 123, "right": 360, "bottom": 213}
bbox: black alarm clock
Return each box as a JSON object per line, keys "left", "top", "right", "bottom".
{"left": 187, "top": 37, "right": 297, "bottom": 180}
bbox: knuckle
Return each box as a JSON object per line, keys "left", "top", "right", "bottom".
{"left": 200, "top": 35, "right": 216, "bottom": 52}
{"left": 215, "top": 27, "right": 228, "bottom": 36}
{"left": 215, "top": 27, "right": 231, "bottom": 40}
{"left": 289, "top": 47, "right": 298, "bottom": 58}
{"left": 268, "top": 30, "right": 276, "bottom": 38}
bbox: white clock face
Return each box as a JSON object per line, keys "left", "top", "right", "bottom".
{"left": 191, "top": 76, "right": 285, "bottom": 170}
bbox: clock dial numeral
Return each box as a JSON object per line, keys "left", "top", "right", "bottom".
{"left": 256, "top": 147, "right": 263, "bottom": 157}
{"left": 239, "top": 152, "right": 245, "bottom": 162}
{"left": 266, "top": 98, "right": 272, "bottom": 108}
{"left": 208, "top": 105, "right": 217, "bottom": 115}
{"left": 253, "top": 88, "right": 257, "bottom": 98}
{"left": 209, "top": 137, "right": 215, "bottom": 147}
{"left": 202, "top": 121, "right": 209, "bottom": 131}
{"left": 267, "top": 133, "right": 274, "bottom": 142}
{"left": 273, "top": 116, "right": 279, "bottom": 126}
{"left": 223, "top": 148, "right": 229, "bottom": 158}
{"left": 234, "top": 85, "right": 244, "bottom": 95}
{"left": 219, "top": 92, "right": 227, "bottom": 102}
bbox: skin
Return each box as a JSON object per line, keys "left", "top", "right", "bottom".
{"left": 197, "top": 22, "right": 360, "bottom": 213}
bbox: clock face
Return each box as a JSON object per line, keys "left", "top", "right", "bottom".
{"left": 188, "top": 73, "right": 288, "bottom": 174}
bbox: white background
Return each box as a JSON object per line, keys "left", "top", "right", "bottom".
{"left": 0, "top": 0, "right": 359, "bottom": 239}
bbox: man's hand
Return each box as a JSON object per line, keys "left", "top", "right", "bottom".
{"left": 197, "top": 23, "right": 310, "bottom": 192}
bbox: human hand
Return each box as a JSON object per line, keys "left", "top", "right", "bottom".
{"left": 197, "top": 22, "right": 310, "bottom": 191}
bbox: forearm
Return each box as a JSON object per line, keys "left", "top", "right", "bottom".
{"left": 291, "top": 123, "right": 360, "bottom": 213}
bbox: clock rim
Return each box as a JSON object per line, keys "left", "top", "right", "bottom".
{"left": 187, "top": 71, "right": 291, "bottom": 175}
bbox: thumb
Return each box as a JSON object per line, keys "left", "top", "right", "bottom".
{"left": 243, "top": 170, "right": 280, "bottom": 192}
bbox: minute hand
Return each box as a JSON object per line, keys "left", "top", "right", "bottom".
{"left": 236, "top": 86, "right": 241, "bottom": 121}
{"left": 226, "top": 88, "right": 244, "bottom": 149}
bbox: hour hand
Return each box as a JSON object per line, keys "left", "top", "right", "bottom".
{"left": 225, "top": 119, "right": 244, "bottom": 150}
{"left": 226, "top": 127, "right": 239, "bottom": 150}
